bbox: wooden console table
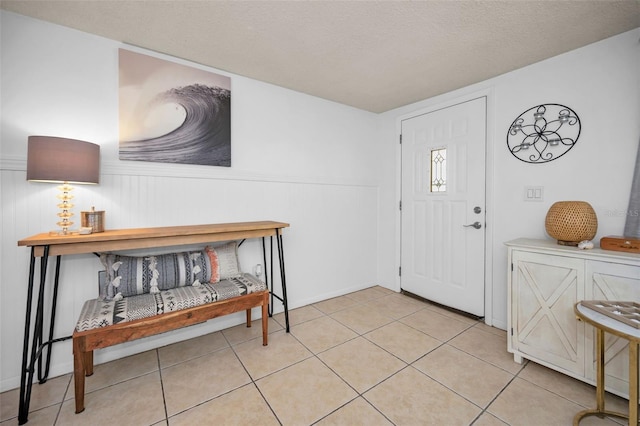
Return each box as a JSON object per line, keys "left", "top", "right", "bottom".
{"left": 16, "top": 221, "right": 290, "bottom": 424}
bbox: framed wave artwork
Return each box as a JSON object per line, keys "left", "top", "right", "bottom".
{"left": 118, "top": 49, "right": 231, "bottom": 167}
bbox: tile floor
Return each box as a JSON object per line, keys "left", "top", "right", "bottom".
{"left": 0, "top": 286, "right": 633, "bottom": 425}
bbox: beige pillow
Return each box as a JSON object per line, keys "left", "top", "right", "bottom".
{"left": 205, "top": 241, "right": 242, "bottom": 282}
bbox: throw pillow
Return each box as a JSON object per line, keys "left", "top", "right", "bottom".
{"left": 100, "top": 250, "right": 210, "bottom": 300}
{"left": 205, "top": 241, "right": 242, "bottom": 283}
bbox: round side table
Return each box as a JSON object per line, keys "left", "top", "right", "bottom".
{"left": 574, "top": 301, "right": 640, "bottom": 425}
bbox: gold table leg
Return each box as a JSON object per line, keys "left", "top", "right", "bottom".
{"left": 630, "top": 342, "right": 638, "bottom": 425}
{"left": 573, "top": 328, "right": 630, "bottom": 425}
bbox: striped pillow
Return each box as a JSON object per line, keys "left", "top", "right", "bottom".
{"left": 100, "top": 250, "right": 211, "bottom": 300}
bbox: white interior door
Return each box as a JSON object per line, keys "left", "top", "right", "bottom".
{"left": 401, "top": 97, "right": 486, "bottom": 317}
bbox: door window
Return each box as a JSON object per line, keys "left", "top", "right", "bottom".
{"left": 430, "top": 148, "right": 447, "bottom": 193}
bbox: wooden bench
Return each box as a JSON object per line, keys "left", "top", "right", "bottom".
{"left": 72, "top": 275, "right": 269, "bottom": 413}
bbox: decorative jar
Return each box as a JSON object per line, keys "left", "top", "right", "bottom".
{"left": 545, "top": 201, "right": 597, "bottom": 246}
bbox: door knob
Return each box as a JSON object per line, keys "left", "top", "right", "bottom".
{"left": 474, "top": 206, "right": 482, "bottom": 214}
{"left": 463, "top": 221, "right": 482, "bottom": 229}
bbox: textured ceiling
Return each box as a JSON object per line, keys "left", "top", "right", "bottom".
{"left": 2, "top": 1, "right": 639, "bottom": 113}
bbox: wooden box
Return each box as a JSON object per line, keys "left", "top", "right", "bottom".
{"left": 600, "top": 235, "right": 640, "bottom": 253}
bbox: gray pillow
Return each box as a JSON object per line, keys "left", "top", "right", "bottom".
{"left": 100, "top": 250, "right": 211, "bottom": 300}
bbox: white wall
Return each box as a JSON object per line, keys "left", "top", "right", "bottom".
{"left": 377, "top": 28, "right": 640, "bottom": 330}
{"left": 0, "top": 11, "right": 381, "bottom": 392}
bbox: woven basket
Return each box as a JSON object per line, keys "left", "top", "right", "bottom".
{"left": 545, "top": 201, "right": 597, "bottom": 246}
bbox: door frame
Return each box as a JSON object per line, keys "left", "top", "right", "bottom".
{"left": 395, "top": 89, "right": 496, "bottom": 325}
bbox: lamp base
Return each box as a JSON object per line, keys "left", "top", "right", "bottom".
{"left": 48, "top": 229, "right": 80, "bottom": 236}
{"left": 55, "top": 182, "right": 75, "bottom": 236}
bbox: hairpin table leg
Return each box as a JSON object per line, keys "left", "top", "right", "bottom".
{"left": 18, "top": 245, "right": 49, "bottom": 424}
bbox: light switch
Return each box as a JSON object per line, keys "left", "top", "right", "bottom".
{"left": 524, "top": 186, "right": 544, "bottom": 202}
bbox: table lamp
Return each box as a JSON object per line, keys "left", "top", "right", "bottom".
{"left": 27, "top": 136, "right": 100, "bottom": 235}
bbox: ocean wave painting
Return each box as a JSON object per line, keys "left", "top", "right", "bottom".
{"left": 118, "top": 49, "right": 231, "bottom": 167}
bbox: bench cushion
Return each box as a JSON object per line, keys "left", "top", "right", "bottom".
{"left": 76, "top": 273, "right": 266, "bottom": 332}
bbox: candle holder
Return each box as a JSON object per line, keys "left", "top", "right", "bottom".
{"left": 507, "top": 104, "right": 581, "bottom": 164}
{"left": 81, "top": 207, "right": 105, "bottom": 233}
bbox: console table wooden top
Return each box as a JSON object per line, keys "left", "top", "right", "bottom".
{"left": 18, "top": 221, "right": 290, "bottom": 257}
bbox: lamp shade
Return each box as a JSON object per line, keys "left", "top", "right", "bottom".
{"left": 27, "top": 136, "right": 100, "bottom": 184}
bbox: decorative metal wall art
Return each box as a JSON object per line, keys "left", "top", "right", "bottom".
{"left": 507, "top": 103, "right": 580, "bottom": 164}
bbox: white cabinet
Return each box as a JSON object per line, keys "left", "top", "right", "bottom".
{"left": 507, "top": 238, "right": 640, "bottom": 398}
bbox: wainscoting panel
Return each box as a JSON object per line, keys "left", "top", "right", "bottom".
{"left": 1, "top": 167, "right": 379, "bottom": 391}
